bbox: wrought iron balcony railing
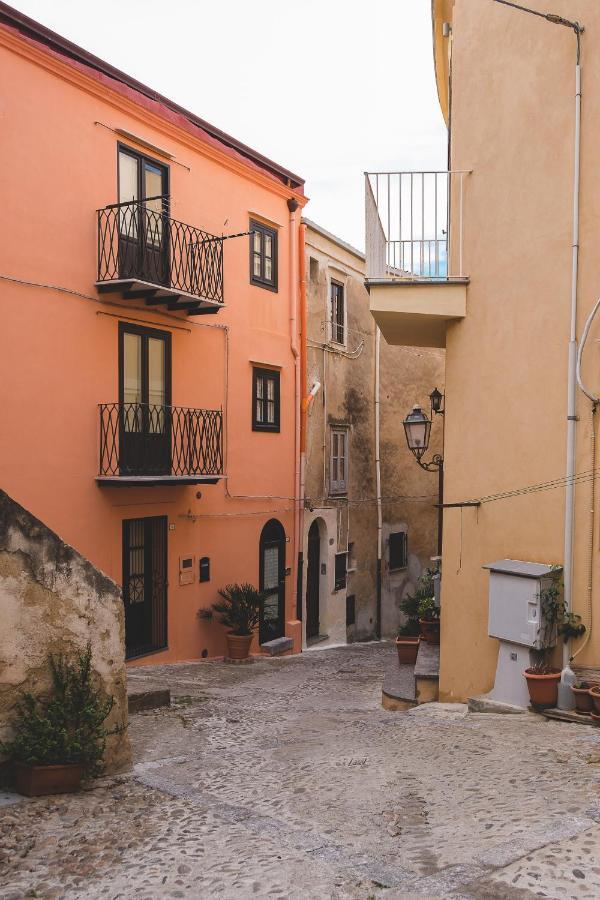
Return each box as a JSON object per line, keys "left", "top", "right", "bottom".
{"left": 98, "top": 402, "right": 224, "bottom": 483}
{"left": 365, "top": 171, "right": 470, "bottom": 281}
{"left": 97, "top": 199, "right": 224, "bottom": 307}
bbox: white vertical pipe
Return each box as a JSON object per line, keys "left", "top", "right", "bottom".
{"left": 563, "top": 59, "right": 582, "bottom": 672}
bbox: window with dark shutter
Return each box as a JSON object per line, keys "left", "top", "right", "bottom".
{"left": 330, "top": 427, "right": 348, "bottom": 495}
{"left": 335, "top": 552, "right": 347, "bottom": 591}
{"left": 330, "top": 279, "right": 345, "bottom": 344}
{"left": 252, "top": 367, "right": 280, "bottom": 432}
{"left": 250, "top": 220, "right": 278, "bottom": 291}
{"left": 389, "top": 532, "right": 408, "bottom": 571}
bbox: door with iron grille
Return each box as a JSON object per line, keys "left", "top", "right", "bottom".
{"left": 306, "top": 520, "right": 320, "bottom": 639}
{"left": 119, "top": 323, "right": 172, "bottom": 476}
{"left": 259, "top": 519, "right": 286, "bottom": 644}
{"left": 122, "top": 516, "right": 168, "bottom": 659}
{"left": 118, "top": 146, "right": 170, "bottom": 286}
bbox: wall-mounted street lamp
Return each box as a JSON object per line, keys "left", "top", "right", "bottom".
{"left": 403, "top": 388, "right": 444, "bottom": 555}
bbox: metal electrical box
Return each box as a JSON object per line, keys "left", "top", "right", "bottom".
{"left": 483, "top": 559, "right": 560, "bottom": 649}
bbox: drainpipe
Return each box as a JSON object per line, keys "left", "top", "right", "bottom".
{"left": 375, "top": 326, "right": 383, "bottom": 639}
{"left": 288, "top": 198, "right": 301, "bottom": 637}
{"left": 297, "top": 220, "right": 308, "bottom": 625}
{"left": 562, "top": 41, "right": 582, "bottom": 681}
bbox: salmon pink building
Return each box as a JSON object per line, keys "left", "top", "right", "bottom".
{"left": 0, "top": 3, "right": 307, "bottom": 663}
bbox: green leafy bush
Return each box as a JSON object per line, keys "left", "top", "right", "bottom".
{"left": 0, "top": 643, "right": 123, "bottom": 777}
{"left": 198, "top": 583, "right": 264, "bottom": 636}
{"left": 399, "top": 568, "right": 439, "bottom": 635}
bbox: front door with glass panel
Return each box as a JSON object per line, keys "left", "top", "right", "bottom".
{"left": 119, "top": 323, "right": 172, "bottom": 476}
{"left": 259, "top": 519, "right": 286, "bottom": 644}
{"left": 123, "top": 516, "right": 168, "bottom": 659}
{"left": 118, "top": 147, "right": 169, "bottom": 286}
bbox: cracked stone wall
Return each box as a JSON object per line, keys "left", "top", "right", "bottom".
{"left": 0, "top": 490, "right": 130, "bottom": 773}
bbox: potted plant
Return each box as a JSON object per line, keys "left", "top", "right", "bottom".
{"left": 396, "top": 589, "right": 421, "bottom": 664}
{"left": 572, "top": 681, "right": 596, "bottom": 715}
{"left": 0, "top": 644, "right": 123, "bottom": 796}
{"left": 523, "top": 571, "right": 564, "bottom": 709}
{"left": 198, "top": 583, "right": 264, "bottom": 660}
{"left": 590, "top": 685, "right": 600, "bottom": 715}
{"left": 418, "top": 596, "right": 440, "bottom": 644}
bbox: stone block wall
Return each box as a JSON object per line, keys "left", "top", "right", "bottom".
{"left": 0, "top": 490, "right": 131, "bottom": 773}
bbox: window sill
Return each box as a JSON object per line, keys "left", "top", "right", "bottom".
{"left": 250, "top": 278, "right": 278, "bottom": 293}
{"left": 252, "top": 425, "right": 281, "bottom": 433}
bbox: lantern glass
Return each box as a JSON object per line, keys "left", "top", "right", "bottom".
{"left": 403, "top": 405, "right": 431, "bottom": 458}
{"left": 430, "top": 387, "right": 443, "bottom": 414}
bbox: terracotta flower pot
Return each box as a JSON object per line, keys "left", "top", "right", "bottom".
{"left": 419, "top": 618, "right": 440, "bottom": 645}
{"left": 14, "top": 762, "right": 84, "bottom": 797}
{"left": 395, "top": 636, "right": 420, "bottom": 666}
{"left": 591, "top": 711, "right": 600, "bottom": 727}
{"left": 571, "top": 684, "right": 595, "bottom": 715}
{"left": 590, "top": 685, "right": 600, "bottom": 714}
{"left": 226, "top": 632, "right": 253, "bottom": 660}
{"left": 523, "top": 668, "right": 561, "bottom": 709}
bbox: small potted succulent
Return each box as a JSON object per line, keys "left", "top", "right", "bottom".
{"left": 572, "top": 681, "right": 596, "bottom": 715}
{"left": 198, "top": 583, "right": 264, "bottom": 660}
{"left": 0, "top": 644, "right": 123, "bottom": 796}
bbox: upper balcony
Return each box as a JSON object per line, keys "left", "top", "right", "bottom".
{"left": 365, "top": 171, "right": 469, "bottom": 348}
{"left": 97, "top": 402, "right": 224, "bottom": 487}
{"left": 96, "top": 199, "right": 224, "bottom": 315}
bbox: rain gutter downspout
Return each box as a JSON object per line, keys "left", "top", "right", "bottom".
{"left": 375, "top": 326, "right": 383, "bottom": 639}
{"left": 298, "top": 220, "right": 308, "bottom": 626}
{"left": 288, "top": 198, "right": 301, "bottom": 639}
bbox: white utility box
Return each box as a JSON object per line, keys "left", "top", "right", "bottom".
{"left": 481, "top": 559, "right": 561, "bottom": 708}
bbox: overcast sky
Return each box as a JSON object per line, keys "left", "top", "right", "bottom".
{"left": 10, "top": 0, "right": 447, "bottom": 249}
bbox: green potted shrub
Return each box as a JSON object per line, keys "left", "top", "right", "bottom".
{"left": 1, "top": 644, "right": 123, "bottom": 796}
{"left": 198, "top": 583, "right": 264, "bottom": 660}
{"left": 396, "top": 589, "right": 421, "bottom": 664}
{"left": 411, "top": 569, "right": 440, "bottom": 644}
{"left": 522, "top": 571, "right": 585, "bottom": 709}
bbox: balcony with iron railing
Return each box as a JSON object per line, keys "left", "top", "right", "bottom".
{"left": 365, "top": 171, "right": 470, "bottom": 348}
{"left": 97, "top": 402, "right": 224, "bottom": 486}
{"left": 96, "top": 198, "right": 224, "bottom": 315}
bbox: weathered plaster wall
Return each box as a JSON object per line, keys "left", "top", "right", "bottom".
{"left": 0, "top": 491, "right": 131, "bottom": 773}
{"left": 303, "top": 222, "right": 444, "bottom": 644}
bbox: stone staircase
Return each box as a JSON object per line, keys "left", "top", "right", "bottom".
{"left": 382, "top": 640, "right": 440, "bottom": 710}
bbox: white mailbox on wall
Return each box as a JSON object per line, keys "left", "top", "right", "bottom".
{"left": 481, "top": 559, "right": 562, "bottom": 707}
{"left": 484, "top": 559, "right": 559, "bottom": 649}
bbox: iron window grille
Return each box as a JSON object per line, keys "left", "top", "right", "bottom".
{"left": 335, "top": 552, "right": 348, "bottom": 592}
{"left": 250, "top": 219, "right": 278, "bottom": 291}
{"left": 389, "top": 532, "right": 408, "bottom": 571}
{"left": 330, "top": 279, "right": 345, "bottom": 344}
{"left": 329, "top": 427, "right": 348, "bottom": 495}
{"left": 252, "top": 367, "right": 280, "bottom": 432}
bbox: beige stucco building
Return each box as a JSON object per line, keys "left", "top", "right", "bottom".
{"left": 368, "top": 0, "right": 600, "bottom": 702}
{"left": 301, "top": 220, "right": 443, "bottom": 647}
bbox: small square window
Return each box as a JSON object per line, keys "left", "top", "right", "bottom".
{"left": 330, "top": 279, "right": 345, "bottom": 344}
{"left": 252, "top": 367, "right": 280, "bottom": 432}
{"left": 330, "top": 427, "right": 348, "bottom": 495}
{"left": 335, "top": 552, "right": 347, "bottom": 591}
{"left": 389, "top": 532, "right": 408, "bottom": 571}
{"left": 250, "top": 220, "right": 278, "bottom": 291}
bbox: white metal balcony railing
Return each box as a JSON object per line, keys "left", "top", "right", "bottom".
{"left": 364, "top": 171, "right": 469, "bottom": 281}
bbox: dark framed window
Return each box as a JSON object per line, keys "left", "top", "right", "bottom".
{"left": 335, "top": 552, "right": 347, "bottom": 591}
{"left": 330, "top": 279, "right": 345, "bottom": 344}
{"left": 330, "top": 427, "right": 348, "bottom": 495}
{"left": 346, "top": 594, "right": 356, "bottom": 626}
{"left": 252, "top": 367, "right": 280, "bottom": 432}
{"left": 389, "top": 532, "right": 408, "bottom": 571}
{"left": 250, "top": 219, "right": 278, "bottom": 291}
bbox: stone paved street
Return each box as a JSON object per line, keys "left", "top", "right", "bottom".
{"left": 1, "top": 642, "right": 600, "bottom": 899}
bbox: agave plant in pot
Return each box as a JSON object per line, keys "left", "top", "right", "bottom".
{"left": 198, "top": 583, "right": 264, "bottom": 660}
{"left": 0, "top": 643, "right": 123, "bottom": 797}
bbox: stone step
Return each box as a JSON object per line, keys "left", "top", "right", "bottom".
{"left": 415, "top": 641, "right": 440, "bottom": 704}
{"left": 128, "top": 688, "right": 171, "bottom": 714}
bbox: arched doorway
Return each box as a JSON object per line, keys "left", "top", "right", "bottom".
{"left": 259, "top": 519, "right": 286, "bottom": 644}
{"left": 306, "top": 520, "right": 321, "bottom": 639}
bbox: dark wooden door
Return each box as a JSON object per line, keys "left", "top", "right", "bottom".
{"left": 118, "top": 147, "right": 169, "bottom": 286}
{"left": 119, "top": 323, "right": 172, "bottom": 476}
{"left": 306, "top": 520, "right": 320, "bottom": 639}
{"left": 123, "top": 516, "right": 168, "bottom": 659}
{"left": 259, "top": 519, "right": 286, "bottom": 644}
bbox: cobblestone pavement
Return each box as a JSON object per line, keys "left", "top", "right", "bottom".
{"left": 1, "top": 642, "right": 600, "bottom": 899}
